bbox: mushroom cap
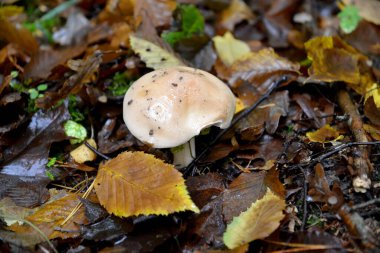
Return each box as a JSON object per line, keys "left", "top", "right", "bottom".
{"left": 123, "top": 66, "right": 236, "bottom": 148}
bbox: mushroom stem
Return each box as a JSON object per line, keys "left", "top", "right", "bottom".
{"left": 173, "top": 138, "right": 196, "bottom": 169}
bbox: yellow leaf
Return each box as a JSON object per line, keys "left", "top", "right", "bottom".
{"left": 304, "top": 36, "right": 374, "bottom": 95}
{"left": 223, "top": 189, "right": 285, "bottom": 249}
{"left": 365, "top": 83, "right": 380, "bottom": 108}
{"left": 235, "top": 97, "right": 246, "bottom": 113}
{"left": 9, "top": 192, "right": 87, "bottom": 240}
{"left": 70, "top": 138, "right": 97, "bottom": 164}
{"left": 213, "top": 32, "right": 250, "bottom": 67}
{"left": 94, "top": 151, "right": 199, "bottom": 217}
{"left": 306, "top": 124, "right": 343, "bottom": 143}
{"left": 129, "top": 35, "right": 184, "bottom": 70}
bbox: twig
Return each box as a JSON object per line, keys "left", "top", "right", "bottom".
{"left": 84, "top": 140, "right": 111, "bottom": 160}
{"left": 300, "top": 166, "right": 308, "bottom": 231}
{"left": 183, "top": 76, "right": 289, "bottom": 176}
{"left": 337, "top": 89, "right": 373, "bottom": 192}
{"left": 350, "top": 198, "right": 380, "bottom": 211}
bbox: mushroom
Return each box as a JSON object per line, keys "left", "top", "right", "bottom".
{"left": 123, "top": 66, "right": 236, "bottom": 168}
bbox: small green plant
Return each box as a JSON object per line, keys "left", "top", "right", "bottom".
{"left": 338, "top": 5, "right": 361, "bottom": 34}
{"left": 68, "top": 95, "right": 85, "bottom": 122}
{"left": 28, "top": 84, "right": 48, "bottom": 99}
{"left": 162, "top": 4, "right": 205, "bottom": 46}
{"left": 108, "top": 72, "right": 131, "bottom": 96}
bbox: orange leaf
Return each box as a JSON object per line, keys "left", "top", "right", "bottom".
{"left": 10, "top": 192, "right": 87, "bottom": 240}
{"left": 94, "top": 151, "right": 199, "bottom": 217}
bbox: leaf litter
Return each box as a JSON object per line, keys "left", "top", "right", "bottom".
{"left": 0, "top": 0, "right": 379, "bottom": 252}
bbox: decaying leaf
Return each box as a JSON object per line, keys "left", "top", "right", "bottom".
{"left": 134, "top": 0, "right": 176, "bottom": 28}
{"left": 9, "top": 192, "right": 88, "bottom": 240}
{"left": 223, "top": 189, "right": 285, "bottom": 249}
{"left": 94, "top": 151, "right": 199, "bottom": 217}
{"left": 306, "top": 124, "right": 343, "bottom": 143}
{"left": 228, "top": 47, "right": 299, "bottom": 87}
{"left": 129, "top": 35, "right": 184, "bottom": 70}
{"left": 212, "top": 32, "right": 250, "bottom": 67}
{"left": 304, "top": 36, "right": 375, "bottom": 95}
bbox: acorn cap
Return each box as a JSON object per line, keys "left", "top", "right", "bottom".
{"left": 123, "top": 66, "right": 236, "bottom": 148}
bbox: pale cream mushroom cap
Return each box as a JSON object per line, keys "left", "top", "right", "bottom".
{"left": 123, "top": 66, "right": 236, "bottom": 148}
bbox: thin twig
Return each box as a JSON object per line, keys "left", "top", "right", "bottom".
{"left": 350, "top": 198, "right": 380, "bottom": 211}
{"left": 84, "top": 140, "right": 111, "bottom": 160}
{"left": 300, "top": 166, "right": 308, "bottom": 231}
{"left": 184, "top": 76, "right": 289, "bottom": 175}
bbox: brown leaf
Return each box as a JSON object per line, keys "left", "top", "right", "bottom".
{"left": 94, "top": 151, "right": 199, "bottom": 217}
{"left": 217, "top": 0, "right": 255, "bottom": 32}
{"left": 35, "top": 52, "right": 101, "bottom": 109}
{"left": 228, "top": 48, "right": 299, "bottom": 87}
{"left": 24, "top": 45, "right": 86, "bottom": 80}
{"left": 0, "top": 174, "right": 50, "bottom": 207}
{"left": 0, "top": 16, "right": 38, "bottom": 55}
{"left": 134, "top": 0, "right": 176, "bottom": 28}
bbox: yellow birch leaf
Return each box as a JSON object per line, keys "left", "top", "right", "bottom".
{"left": 306, "top": 124, "right": 343, "bottom": 143}
{"left": 129, "top": 35, "right": 184, "bottom": 70}
{"left": 223, "top": 189, "right": 285, "bottom": 249}
{"left": 213, "top": 32, "right": 250, "bottom": 67}
{"left": 94, "top": 151, "right": 199, "bottom": 217}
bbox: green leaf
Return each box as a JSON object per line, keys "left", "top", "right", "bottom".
{"left": 180, "top": 5, "right": 204, "bottom": 35}
{"left": 37, "top": 84, "right": 48, "bottom": 91}
{"left": 338, "top": 5, "right": 361, "bottom": 34}
{"left": 28, "top": 89, "right": 39, "bottom": 100}
{"left": 46, "top": 157, "right": 57, "bottom": 168}
{"left": 108, "top": 72, "right": 130, "bottom": 96}
{"left": 64, "top": 120, "right": 87, "bottom": 144}
{"left": 162, "top": 4, "right": 204, "bottom": 46}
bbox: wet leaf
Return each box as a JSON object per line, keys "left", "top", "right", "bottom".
{"left": 9, "top": 192, "right": 88, "bottom": 240}
{"left": 0, "top": 174, "right": 50, "bottom": 208}
{"left": 306, "top": 124, "right": 343, "bottom": 143}
{"left": 94, "top": 151, "right": 199, "bottom": 217}
{"left": 130, "top": 35, "right": 184, "bottom": 70}
{"left": 223, "top": 189, "right": 285, "bottom": 249}
{"left": 212, "top": 32, "right": 250, "bottom": 67}
{"left": 1, "top": 102, "right": 70, "bottom": 177}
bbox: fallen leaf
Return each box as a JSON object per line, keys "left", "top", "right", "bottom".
{"left": 223, "top": 189, "right": 285, "bottom": 249}
{"left": 306, "top": 124, "right": 343, "bottom": 143}
{"left": 228, "top": 47, "right": 299, "bottom": 87}
{"left": 1, "top": 102, "right": 70, "bottom": 177}
{"left": 344, "top": 0, "right": 380, "bottom": 25}
{"left": 70, "top": 138, "right": 97, "bottom": 164}
{"left": 134, "top": 0, "right": 176, "bottom": 28}
{"left": 0, "top": 174, "right": 50, "bottom": 207}
{"left": 130, "top": 34, "right": 185, "bottom": 69}
{"left": 212, "top": 32, "right": 250, "bottom": 67}
{"left": 94, "top": 151, "right": 199, "bottom": 217}
{"left": 9, "top": 192, "right": 88, "bottom": 240}
{"left": 217, "top": 0, "right": 255, "bottom": 32}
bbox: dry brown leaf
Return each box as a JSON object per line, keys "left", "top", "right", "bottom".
{"left": 9, "top": 192, "right": 87, "bottom": 239}
{"left": 217, "top": 0, "right": 255, "bottom": 32}
{"left": 223, "top": 189, "right": 285, "bottom": 249}
{"left": 134, "top": 0, "right": 176, "bottom": 28}
{"left": 345, "top": 0, "right": 380, "bottom": 25}
{"left": 228, "top": 48, "right": 299, "bottom": 87}
{"left": 94, "top": 151, "right": 199, "bottom": 217}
